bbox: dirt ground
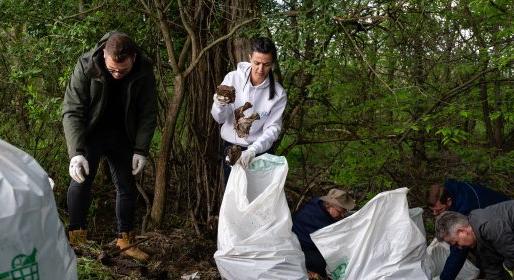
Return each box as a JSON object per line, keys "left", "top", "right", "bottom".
{"left": 75, "top": 229, "right": 220, "bottom": 279}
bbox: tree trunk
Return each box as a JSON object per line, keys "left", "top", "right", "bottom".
{"left": 479, "top": 71, "right": 494, "bottom": 146}
{"left": 146, "top": 0, "right": 257, "bottom": 228}
{"left": 150, "top": 74, "right": 184, "bottom": 227}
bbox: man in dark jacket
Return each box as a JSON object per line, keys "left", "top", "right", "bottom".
{"left": 292, "top": 189, "right": 355, "bottom": 279}
{"left": 62, "top": 31, "right": 157, "bottom": 262}
{"left": 435, "top": 201, "right": 514, "bottom": 280}
{"left": 427, "top": 179, "right": 510, "bottom": 279}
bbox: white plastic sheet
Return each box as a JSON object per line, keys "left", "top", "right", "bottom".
{"left": 409, "top": 207, "right": 426, "bottom": 237}
{"left": 311, "top": 188, "right": 430, "bottom": 280}
{"left": 0, "top": 139, "right": 77, "bottom": 280}
{"left": 214, "top": 154, "right": 307, "bottom": 280}
{"left": 426, "top": 238, "right": 479, "bottom": 280}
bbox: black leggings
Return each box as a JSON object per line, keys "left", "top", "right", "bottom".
{"left": 67, "top": 133, "right": 136, "bottom": 233}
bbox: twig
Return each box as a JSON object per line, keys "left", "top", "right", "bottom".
{"left": 60, "top": 3, "right": 106, "bottom": 21}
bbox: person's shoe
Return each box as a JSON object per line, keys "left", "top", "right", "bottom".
{"left": 68, "top": 229, "right": 87, "bottom": 246}
{"left": 116, "top": 232, "right": 149, "bottom": 262}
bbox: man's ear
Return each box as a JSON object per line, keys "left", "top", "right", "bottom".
{"left": 455, "top": 226, "right": 468, "bottom": 237}
{"left": 446, "top": 197, "right": 452, "bottom": 206}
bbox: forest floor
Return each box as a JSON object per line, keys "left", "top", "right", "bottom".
{"left": 75, "top": 228, "right": 220, "bottom": 279}
{"left": 69, "top": 176, "right": 221, "bottom": 279}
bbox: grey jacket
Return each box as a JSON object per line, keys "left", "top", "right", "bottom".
{"left": 62, "top": 32, "right": 157, "bottom": 158}
{"left": 469, "top": 200, "right": 514, "bottom": 280}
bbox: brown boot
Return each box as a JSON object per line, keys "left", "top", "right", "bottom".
{"left": 68, "top": 229, "right": 87, "bottom": 246}
{"left": 116, "top": 232, "right": 149, "bottom": 262}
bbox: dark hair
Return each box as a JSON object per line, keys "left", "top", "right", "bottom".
{"left": 251, "top": 37, "right": 277, "bottom": 61}
{"left": 250, "top": 37, "right": 278, "bottom": 100}
{"left": 427, "top": 184, "right": 451, "bottom": 207}
{"left": 104, "top": 33, "right": 137, "bottom": 62}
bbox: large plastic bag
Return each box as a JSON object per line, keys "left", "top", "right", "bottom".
{"left": 311, "top": 188, "right": 430, "bottom": 280}
{"left": 409, "top": 207, "right": 426, "bottom": 237}
{"left": 426, "top": 238, "right": 479, "bottom": 280}
{"left": 0, "top": 139, "right": 77, "bottom": 280}
{"left": 214, "top": 154, "right": 307, "bottom": 280}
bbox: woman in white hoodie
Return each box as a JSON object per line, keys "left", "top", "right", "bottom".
{"left": 211, "top": 37, "right": 287, "bottom": 183}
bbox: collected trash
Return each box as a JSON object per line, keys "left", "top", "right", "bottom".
{"left": 224, "top": 144, "right": 242, "bottom": 165}
{"left": 181, "top": 271, "right": 200, "bottom": 280}
{"left": 216, "top": 85, "right": 236, "bottom": 104}
{"left": 234, "top": 102, "right": 260, "bottom": 138}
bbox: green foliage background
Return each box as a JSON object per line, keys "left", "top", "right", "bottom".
{"left": 0, "top": 0, "right": 512, "bottom": 278}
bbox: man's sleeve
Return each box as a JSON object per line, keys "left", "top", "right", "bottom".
{"left": 62, "top": 59, "right": 89, "bottom": 158}
{"left": 439, "top": 246, "right": 468, "bottom": 280}
{"left": 478, "top": 221, "right": 513, "bottom": 280}
{"left": 247, "top": 89, "right": 287, "bottom": 154}
{"left": 133, "top": 72, "right": 158, "bottom": 156}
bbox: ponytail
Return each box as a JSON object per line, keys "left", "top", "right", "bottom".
{"left": 269, "top": 70, "right": 276, "bottom": 100}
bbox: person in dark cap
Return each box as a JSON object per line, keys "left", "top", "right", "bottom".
{"left": 292, "top": 189, "right": 356, "bottom": 279}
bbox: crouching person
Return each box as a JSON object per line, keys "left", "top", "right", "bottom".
{"left": 62, "top": 31, "right": 157, "bottom": 262}
{"left": 435, "top": 200, "right": 514, "bottom": 280}
{"left": 292, "top": 189, "right": 355, "bottom": 279}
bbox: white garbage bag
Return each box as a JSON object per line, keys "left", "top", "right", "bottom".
{"left": 311, "top": 188, "right": 430, "bottom": 280}
{"left": 426, "top": 238, "right": 479, "bottom": 280}
{"left": 214, "top": 154, "right": 307, "bottom": 280}
{"left": 0, "top": 139, "right": 77, "bottom": 280}
{"left": 409, "top": 207, "right": 426, "bottom": 237}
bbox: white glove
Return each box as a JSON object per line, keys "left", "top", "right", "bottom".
{"left": 69, "top": 155, "right": 89, "bottom": 183}
{"left": 237, "top": 148, "right": 256, "bottom": 168}
{"left": 213, "top": 93, "right": 229, "bottom": 106}
{"left": 132, "top": 154, "right": 147, "bottom": 175}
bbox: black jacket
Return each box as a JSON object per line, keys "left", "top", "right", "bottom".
{"left": 62, "top": 31, "right": 157, "bottom": 157}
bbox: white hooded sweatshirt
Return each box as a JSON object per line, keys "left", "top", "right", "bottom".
{"left": 211, "top": 62, "right": 287, "bottom": 154}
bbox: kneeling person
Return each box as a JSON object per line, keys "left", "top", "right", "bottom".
{"left": 292, "top": 189, "right": 355, "bottom": 278}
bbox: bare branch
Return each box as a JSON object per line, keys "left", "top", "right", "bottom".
{"left": 153, "top": 0, "right": 179, "bottom": 72}
{"left": 178, "top": 0, "right": 198, "bottom": 63}
{"left": 60, "top": 3, "right": 105, "bottom": 21}
{"left": 178, "top": 36, "right": 191, "bottom": 69}
{"left": 183, "top": 17, "right": 258, "bottom": 77}
{"left": 397, "top": 67, "right": 497, "bottom": 144}
{"left": 138, "top": 0, "right": 151, "bottom": 14}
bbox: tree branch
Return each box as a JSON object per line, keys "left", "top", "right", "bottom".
{"left": 178, "top": 0, "right": 198, "bottom": 63}
{"left": 152, "top": 0, "right": 180, "bottom": 73}
{"left": 60, "top": 3, "right": 106, "bottom": 21}
{"left": 397, "top": 67, "right": 497, "bottom": 144}
{"left": 183, "top": 17, "right": 258, "bottom": 77}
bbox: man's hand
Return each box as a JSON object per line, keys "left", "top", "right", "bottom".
{"left": 213, "top": 93, "right": 230, "bottom": 106}
{"left": 237, "top": 148, "right": 256, "bottom": 168}
{"left": 69, "top": 155, "right": 89, "bottom": 183}
{"left": 132, "top": 154, "right": 147, "bottom": 175}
